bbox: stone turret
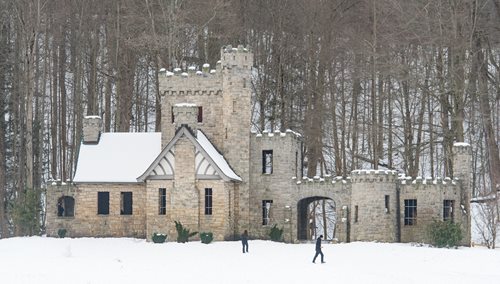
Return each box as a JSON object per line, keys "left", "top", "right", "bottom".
{"left": 452, "top": 142, "right": 472, "bottom": 246}
{"left": 82, "top": 116, "right": 102, "bottom": 144}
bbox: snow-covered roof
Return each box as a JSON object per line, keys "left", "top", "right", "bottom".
{"left": 196, "top": 130, "right": 241, "bottom": 181}
{"left": 73, "top": 133, "right": 161, "bottom": 183}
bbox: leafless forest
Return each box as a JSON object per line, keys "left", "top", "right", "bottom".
{"left": 0, "top": 0, "right": 498, "bottom": 237}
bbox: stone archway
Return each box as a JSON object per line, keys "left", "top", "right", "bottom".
{"left": 297, "top": 196, "right": 336, "bottom": 241}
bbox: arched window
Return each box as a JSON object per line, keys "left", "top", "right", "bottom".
{"left": 57, "top": 196, "right": 75, "bottom": 217}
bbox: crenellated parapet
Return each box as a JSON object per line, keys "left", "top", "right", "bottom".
{"left": 294, "top": 175, "right": 350, "bottom": 185}
{"left": 350, "top": 169, "right": 398, "bottom": 183}
{"left": 398, "top": 175, "right": 458, "bottom": 186}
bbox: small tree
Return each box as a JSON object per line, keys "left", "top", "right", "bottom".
{"left": 472, "top": 200, "right": 498, "bottom": 249}
{"left": 12, "top": 188, "right": 42, "bottom": 236}
{"left": 174, "top": 221, "right": 197, "bottom": 243}
{"left": 427, "top": 220, "right": 463, "bottom": 248}
{"left": 269, "top": 224, "right": 283, "bottom": 242}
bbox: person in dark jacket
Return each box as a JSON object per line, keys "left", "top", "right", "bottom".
{"left": 57, "top": 201, "right": 64, "bottom": 217}
{"left": 312, "top": 235, "right": 325, "bottom": 263}
{"left": 241, "top": 230, "right": 249, "bottom": 253}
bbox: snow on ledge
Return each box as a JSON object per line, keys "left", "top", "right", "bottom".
{"left": 453, "top": 142, "right": 470, "bottom": 147}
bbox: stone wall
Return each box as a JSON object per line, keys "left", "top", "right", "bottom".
{"left": 46, "top": 183, "right": 146, "bottom": 238}
{"left": 350, "top": 170, "right": 398, "bottom": 242}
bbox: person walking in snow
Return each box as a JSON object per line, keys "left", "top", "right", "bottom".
{"left": 241, "top": 230, "right": 249, "bottom": 253}
{"left": 312, "top": 235, "right": 325, "bottom": 263}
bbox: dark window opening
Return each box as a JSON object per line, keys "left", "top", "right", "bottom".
{"left": 354, "top": 205, "right": 358, "bottom": 223}
{"left": 198, "top": 106, "right": 203, "bottom": 123}
{"left": 120, "top": 192, "right": 133, "bottom": 215}
{"left": 404, "top": 199, "right": 417, "bottom": 226}
{"left": 97, "top": 192, "right": 109, "bottom": 215}
{"left": 243, "top": 78, "right": 246, "bottom": 88}
{"left": 57, "top": 196, "right": 75, "bottom": 217}
{"left": 262, "top": 200, "right": 273, "bottom": 225}
{"left": 159, "top": 188, "right": 166, "bottom": 215}
{"left": 443, "top": 200, "right": 454, "bottom": 222}
{"left": 262, "top": 150, "right": 273, "bottom": 174}
{"left": 385, "top": 195, "right": 390, "bottom": 213}
{"left": 205, "top": 188, "right": 213, "bottom": 215}
{"left": 171, "top": 106, "right": 174, "bottom": 123}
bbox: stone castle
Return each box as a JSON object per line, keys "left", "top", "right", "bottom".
{"left": 46, "top": 45, "right": 472, "bottom": 245}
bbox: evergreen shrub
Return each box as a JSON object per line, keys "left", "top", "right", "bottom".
{"left": 200, "top": 232, "right": 213, "bottom": 244}
{"left": 57, "top": 228, "right": 67, "bottom": 238}
{"left": 174, "top": 221, "right": 197, "bottom": 243}
{"left": 269, "top": 224, "right": 283, "bottom": 242}
{"left": 152, "top": 233, "right": 167, "bottom": 243}
{"left": 427, "top": 220, "right": 463, "bottom": 248}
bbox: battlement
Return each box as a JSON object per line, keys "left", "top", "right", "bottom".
{"left": 350, "top": 170, "right": 398, "bottom": 183}
{"left": 453, "top": 142, "right": 472, "bottom": 154}
{"left": 294, "top": 175, "right": 350, "bottom": 185}
{"left": 221, "top": 45, "right": 253, "bottom": 70}
{"left": 398, "top": 175, "right": 458, "bottom": 186}
{"left": 252, "top": 129, "right": 302, "bottom": 140}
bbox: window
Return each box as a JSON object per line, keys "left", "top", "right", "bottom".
{"left": 233, "top": 100, "right": 237, "bottom": 113}
{"left": 159, "top": 188, "right": 166, "bottom": 215}
{"left": 205, "top": 188, "right": 212, "bottom": 215}
{"left": 198, "top": 106, "right": 203, "bottom": 123}
{"left": 262, "top": 150, "right": 273, "bottom": 174}
{"left": 120, "top": 192, "right": 133, "bottom": 215}
{"left": 443, "top": 200, "right": 454, "bottom": 222}
{"left": 354, "top": 205, "right": 358, "bottom": 223}
{"left": 243, "top": 78, "right": 246, "bottom": 88}
{"left": 171, "top": 106, "right": 174, "bottom": 123}
{"left": 57, "top": 196, "right": 75, "bottom": 217}
{"left": 404, "top": 199, "right": 417, "bottom": 226}
{"left": 97, "top": 192, "right": 109, "bottom": 215}
{"left": 385, "top": 195, "right": 390, "bottom": 213}
{"left": 262, "top": 200, "right": 273, "bottom": 225}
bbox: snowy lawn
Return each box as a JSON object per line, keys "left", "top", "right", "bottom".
{"left": 1, "top": 237, "right": 499, "bottom": 284}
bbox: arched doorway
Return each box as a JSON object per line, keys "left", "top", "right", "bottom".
{"left": 297, "top": 197, "right": 336, "bottom": 241}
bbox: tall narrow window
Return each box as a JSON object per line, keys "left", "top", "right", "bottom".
{"left": 159, "top": 188, "right": 166, "bottom": 215}
{"left": 171, "top": 106, "right": 174, "bottom": 123}
{"left": 385, "top": 195, "right": 390, "bottom": 213}
{"left": 120, "top": 192, "right": 133, "bottom": 215}
{"left": 205, "top": 188, "right": 212, "bottom": 215}
{"left": 262, "top": 150, "right": 273, "bottom": 174}
{"left": 404, "top": 199, "right": 417, "bottom": 225}
{"left": 197, "top": 106, "right": 203, "bottom": 123}
{"left": 354, "top": 205, "right": 358, "bottom": 223}
{"left": 97, "top": 192, "right": 109, "bottom": 215}
{"left": 443, "top": 200, "right": 454, "bottom": 222}
{"left": 262, "top": 200, "right": 273, "bottom": 225}
{"left": 295, "top": 151, "right": 298, "bottom": 177}
{"left": 243, "top": 78, "right": 247, "bottom": 88}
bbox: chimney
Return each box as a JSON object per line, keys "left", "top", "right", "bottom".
{"left": 82, "top": 116, "right": 102, "bottom": 144}
{"left": 173, "top": 103, "right": 198, "bottom": 135}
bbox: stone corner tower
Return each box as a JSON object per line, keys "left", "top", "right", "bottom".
{"left": 452, "top": 142, "right": 472, "bottom": 246}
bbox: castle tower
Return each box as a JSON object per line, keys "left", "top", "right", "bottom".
{"left": 350, "top": 170, "right": 399, "bottom": 242}
{"left": 452, "top": 143, "right": 472, "bottom": 246}
{"left": 158, "top": 45, "right": 254, "bottom": 236}
{"left": 220, "top": 45, "right": 253, "bottom": 232}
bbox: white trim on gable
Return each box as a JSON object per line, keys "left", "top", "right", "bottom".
{"left": 137, "top": 126, "right": 241, "bottom": 182}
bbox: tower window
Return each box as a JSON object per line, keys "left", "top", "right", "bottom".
{"left": 97, "top": 192, "right": 109, "bottom": 215}
{"left": 159, "top": 188, "right": 166, "bottom": 215}
{"left": 385, "top": 195, "right": 390, "bottom": 213}
{"left": 262, "top": 200, "right": 273, "bottom": 225}
{"left": 171, "top": 106, "right": 174, "bottom": 123}
{"left": 354, "top": 205, "right": 358, "bottom": 223}
{"left": 262, "top": 150, "right": 273, "bottom": 174}
{"left": 443, "top": 200, "right": 454, "bottom": 222}
{"left": 198, "top": 106, "right": 203, "bottom": 123}
{"left": 205, "top": 188, "right": 212, "bottom": 215}
{"left": 57, "top": 196, "right": 75, "bottom": 217}
{"left": 243, "top": 78, "right": 246, "bottom": 88}
{"left": 120, "top": 192, "right": 133, "bottom": 215}
{"left": 404, "top": 199, "right": 417, "bottom": 226}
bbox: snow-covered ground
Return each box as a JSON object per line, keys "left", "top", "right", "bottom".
{"left": 1, "top": 237, "right": 499, "bottom": 284}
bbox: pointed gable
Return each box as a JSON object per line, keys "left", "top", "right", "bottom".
{"left": 138, "top": 126, "right": 241, "bottom": 182}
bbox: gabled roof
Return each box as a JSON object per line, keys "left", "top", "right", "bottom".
{"left": 73, "top": 133, "right": 162, "bottom": 183}
{"left": 138, "top": 126, "right": 241, "bottom": 182}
